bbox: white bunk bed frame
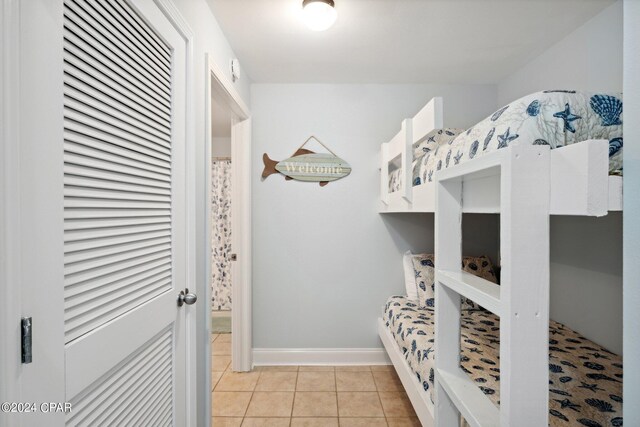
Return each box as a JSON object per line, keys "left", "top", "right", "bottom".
{"left": 379, "top": 97, "right": 623, "bottom": 215}
{"left": 377, "top": 99, "right": 623, "bottom": 427}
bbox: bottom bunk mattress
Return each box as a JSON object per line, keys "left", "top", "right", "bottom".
{"left": 383, "top": 296, "right": 623, "bottom": 427}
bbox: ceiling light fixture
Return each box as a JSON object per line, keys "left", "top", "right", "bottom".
{"left": 302, "top": 0, "right": 337, "bottom": 32}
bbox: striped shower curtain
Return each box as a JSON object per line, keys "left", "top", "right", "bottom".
{"left": 211, "top": 159, "right": 232, "bottom": 310}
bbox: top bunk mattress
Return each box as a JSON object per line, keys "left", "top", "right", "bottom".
{"left": 388, "top": 90, "right": 623, "bottom": 193}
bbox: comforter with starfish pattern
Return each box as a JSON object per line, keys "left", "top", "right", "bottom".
{"left": 388, "top": 90, "right": 623, "bottom": 193}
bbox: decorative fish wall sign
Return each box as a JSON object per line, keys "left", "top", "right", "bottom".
{"left": 262, "top": 136, "right": 351, "bottom": 186}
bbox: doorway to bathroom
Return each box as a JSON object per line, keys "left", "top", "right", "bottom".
{"left": 210, "top": 97, "right": 233, "bottom": 336}
{"left": 203, "top": 55, "right": 252, "bottom": 409}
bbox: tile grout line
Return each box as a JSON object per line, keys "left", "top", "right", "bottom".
{"left": 288, "top": 367, "right": 297, "bottom": 427}
{"left": 289, "top": 367, "right": 298, "bottom": 422}
{"left": 375, "top": 386, "right": 387, "bottom": 425}
{"left": 334, "top": 367, "right": 339, "bottom": 420}
{"left": 373, "top": 369, "right": 390, "bottom": 427}
{"left": 378, "top": 373, "right": 391, "bottom": 427}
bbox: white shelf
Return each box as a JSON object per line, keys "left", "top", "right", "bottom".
{"left": 436, "top": 368, "right": 500, "bottom": 427}
{"left": 436, "top": 269, "right": 501, "bottom": 316}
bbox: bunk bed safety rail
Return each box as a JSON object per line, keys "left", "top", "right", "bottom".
{"left": 380, "top": 142, "right": 390, "bottom": 206}
{"left": 413, "top": 97, "right": 443, "bottom": 145}
{"left": 434, "top": 144, "right": 551, "bottom": 427}
{"left": 380, "top": 119, "right": 413, "bottom": 204}
{"left": 380, "top": 97, "right": 443, "bottom": 211}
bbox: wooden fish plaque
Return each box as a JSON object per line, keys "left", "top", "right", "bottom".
{"left": 262, "top": 136, "right": 351, "bottom": 186}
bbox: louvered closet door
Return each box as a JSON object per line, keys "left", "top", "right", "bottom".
{"left": 62, "top": 0, "right": 188, "bottom": 424}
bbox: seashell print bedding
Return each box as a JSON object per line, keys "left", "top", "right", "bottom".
{"left": 388, "top": 91, "right": 623, "bottom": 193}
{"left": 383, "top": 296, "right": 623, "bottom": 426}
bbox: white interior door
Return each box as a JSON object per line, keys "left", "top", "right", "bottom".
{"left": 8, "top": 0, "right": 194, "bottom": 425}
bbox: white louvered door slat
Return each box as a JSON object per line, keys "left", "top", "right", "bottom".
{"left": 90, "top": 0, "right": 172, "bottom": 71}
{"left": 67, "top": 0, "right": 172, "bottom": 86}
{"left": 63, "top": 137, "right": 172, "bottom": 170}
{"left": 64, "top": 103, "right": 172, "bottom": 153}
{"left": 65, "top": 264, "right": 172, "bottom": 305}
{"left": 63, "top": 63, "right": 171, "bottom": 130}
{"left": 65, "top": 164, "right": 172, "bottom": 190}
{"left": 65, "top": 328, "right": 173, "bottom": 426}
{"left": 63, "top": 153, "right": 171, "bottom": 183}
{"left": 64, "top": 216, "right": 172, "bottom": 230}
{"left": 63, "top": 124, "right": 172, "bottom": 164}
{"left": 63, "top": 54, "right": 172, "bottom": 126}
{"left": 62, "top": 29, "right": 172, "bottom": 117}
{"left": 61, "top": 0, "right": 189, "bottom": 425}
{"left": 65, "top": 175, "right": 172, "bottom": 196}
{"left": 64, "top": 84, "right": 172, "bottom": 140}
{"left": 63, "top": 10, "right": 171, "bottom": 104}
{"left": 64, "top": 221, "right": 171, "bottom": 240}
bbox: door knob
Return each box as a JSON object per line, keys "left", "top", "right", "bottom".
{"left": 177, "top": 288, "right": 198, "bottom": 307}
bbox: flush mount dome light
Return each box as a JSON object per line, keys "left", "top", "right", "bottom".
{"left": 302, "top": 0, "right": 336, "bottom": 31}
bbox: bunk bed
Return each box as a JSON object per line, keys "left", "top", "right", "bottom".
{"left": 377, "top": 92, "right": 624, "bottom": 426}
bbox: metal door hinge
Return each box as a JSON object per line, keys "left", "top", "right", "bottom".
{"left": 21, "top": 317, "right": 32, "bottom": 364}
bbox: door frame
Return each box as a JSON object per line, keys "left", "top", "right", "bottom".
{"left": 204, "top": 53, "right": 252, "bottom": 383}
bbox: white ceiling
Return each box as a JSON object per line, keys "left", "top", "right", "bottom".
{"left": 207, "top": 0, "right": 614, "bottom": 84}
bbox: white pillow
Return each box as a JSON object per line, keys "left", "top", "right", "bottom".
{"left": 403, "top": 251, "right": 418, "bottom": 300}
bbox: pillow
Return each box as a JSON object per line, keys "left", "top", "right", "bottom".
{"left": 462, "top": 255, "right": 497, "bottom": 282}
{"left": 411, "top": 254, "right": 436, "bottom": 308}
{"left": 461, "top": 255, "right": 498, "bottom": 310}
{"left": 403, "top": 251, "right": 418, "bottom": 301}
{"left": 409, "top": 254, "right": 498, "bottom": 310}
{"left": 412, "top": 128, "right": 464, "bottom": 159}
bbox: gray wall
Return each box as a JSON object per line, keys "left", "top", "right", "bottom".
{"left": 170, "top": 1, "right": 251, "bottom": 425}
{"left": 251, "top": 84, "right": 498, "bottom": 349}
{"left": 623, "top": 0, "right": 640, "bottom": 423}
{"left": 549, "top": 214, "right": 622, "bottom": 353}
{"left": 498, "top": 1, "right": 623, "bottom": 105}
{"left": 496, "top": 1, "right": 623, "bottom": 354}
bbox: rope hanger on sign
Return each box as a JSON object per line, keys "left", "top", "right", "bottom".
{"left": 296, "top": 135, "right": 338, "bottom": 157}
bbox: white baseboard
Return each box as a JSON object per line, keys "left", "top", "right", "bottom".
{"left": 252, "top": 348, "right": 392, "bottom": 366}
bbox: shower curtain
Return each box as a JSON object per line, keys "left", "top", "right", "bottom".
{"left": 211, "top": 159, "right": 232, "bottom": 311}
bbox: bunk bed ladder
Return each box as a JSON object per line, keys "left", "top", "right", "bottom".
{"left": 434, "top": 144, "right": 551, "bottom": 426}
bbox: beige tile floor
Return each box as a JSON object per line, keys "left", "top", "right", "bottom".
{"left": 211, "top": 334, "right": 420, "bottom": 427}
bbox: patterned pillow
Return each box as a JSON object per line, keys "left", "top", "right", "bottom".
{"left": 461, "top": 255, "right": 498, "bottom": 310}
{"left": 412, "top": 128, "right": 464, "bottom": 159}
{"left": 403, "top": 251, "right": 419, "bottom": 301}
{"left": 411, "top": 254, "right": 436, "bottom": 308}
{"left": 410, "top": 254, "right": 498, "bottom": 310}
